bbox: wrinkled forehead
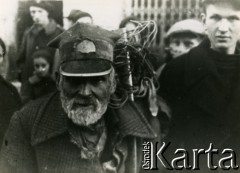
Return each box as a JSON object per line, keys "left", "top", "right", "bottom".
{"left": 204, "top": 3, "right": 240, "bottom": 19}
{"left": 204, "top": 0, "right": 240, "bottom": 12}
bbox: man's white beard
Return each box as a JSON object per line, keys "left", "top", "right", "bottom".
{"left": 61, "top": 93, "right": 108, "bottom": 127}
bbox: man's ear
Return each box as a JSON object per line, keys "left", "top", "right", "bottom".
{"left": 200, "top": 13, "right": 208, "bottom": 34}
{"left": 55, "top": 71, "right": 60, "bottom": 90}
{"left": 201, "top": 13, "right": 206, "bottom": 25}
{"left": 110, "top": 74, "right": 117, "bottom": 94}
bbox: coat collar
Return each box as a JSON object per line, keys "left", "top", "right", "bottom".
{"left": 31, "top": 92, "right": 157, "bottom": 146}
{"left": 31, "top": 92, "right": 68, "bottom": 146}
{"left": 184, "top": 38, "right": 240, "bottom": 87}
{"left": 184, "top": 39, "right": 219, "bottom": 87}
{"left": 182, "top": 38, "right": 240, "bottom": 118}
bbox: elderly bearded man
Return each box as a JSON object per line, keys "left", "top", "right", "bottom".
{"left": 0, "top": 23, "right": 157, "bottom": 173}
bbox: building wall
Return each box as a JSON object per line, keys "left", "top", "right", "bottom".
{"left": 0, "top": 0, "right": 18, "bottom": 78}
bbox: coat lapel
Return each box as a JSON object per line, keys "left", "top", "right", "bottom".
{"left": 221, "top": 59, "right": 240, "bottom": 132}
{"left": 183, "top": 40, "right": 227, "bottom": 118}
{"left": 31, "top": 92, "right": 157, "bottom": 146}
{"left": 31, "top": 92, "right": 68, "bottom": 146}
{"left": 114, "top": 100, "right": 157, "bottom": 139}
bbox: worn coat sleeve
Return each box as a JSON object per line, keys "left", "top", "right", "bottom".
{"left": 0, "top": 111, "right": 38, "bottom": 173}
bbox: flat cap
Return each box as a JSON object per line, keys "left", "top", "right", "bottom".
{"left": 48, "top": 22, "right": 120, "bottom": 77}
{"left": 166, "top": 19, "right": 205, "bottom": 38}
{"left": 67, "top": 10, "right": 92, "bottom": 23}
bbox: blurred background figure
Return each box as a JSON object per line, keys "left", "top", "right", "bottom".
{"left": 0, "top": 38, "right": 21, "bottom": 146}
{"left": 119, "top": 16, "right": 138, "bottom": 31}
{"left": 64, "top": 9, "right": 93, "bottom": 29}
{"left": 20, "top": 49, "right": 56, "bottom": 104}
{"left": 156, "top": 19, "right": 206, "bottom": 77}
{"left": 119, "top": 16, "right": 141, "bottom": 44}
{"left": 16, "top": 0, "right": 63, "bottom": 95}
{"left": 165, "top": 19, "right": 205, "bottom": 60}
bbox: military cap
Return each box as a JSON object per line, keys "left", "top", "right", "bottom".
{"left": 48, "top": 22, "right": 120, "bottom": 77}
{"left": 29, "top": 0, "right": 53, "bottom": 14}
{"left": 66, "top": 10, "right": 92, "bottom": 23}
{"left": 166, "top": 19, "right": 205, "bottom": 39}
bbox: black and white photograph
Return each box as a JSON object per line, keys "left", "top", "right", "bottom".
{"left": 0, "top": 0, "right": 239, "bottom": 172}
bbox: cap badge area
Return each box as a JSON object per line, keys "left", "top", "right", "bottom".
{"left": 74, "top": 40, "right": 96, "bottom": 53}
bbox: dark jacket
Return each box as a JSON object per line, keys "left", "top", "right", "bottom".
{"left": 158, "top": 39, "right": 240, "bottom": 168}
{"left": 17, "top": 20, "right": 63, "bottom": 82}
{"left": 0, "top": 92, "right": 157, "bottom": 173}
{"left": 21, "top": 76, "right": 56, "bottom": 104}
{"left": 0, "top": 75, "right": 21, "bottom": 146}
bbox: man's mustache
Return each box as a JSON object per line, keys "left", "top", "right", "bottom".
{"left": 72, "top": 96, "right": 96, "bottom": 107}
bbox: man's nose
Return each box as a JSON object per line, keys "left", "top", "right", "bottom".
{"left": 33, "top": 13, "right": 40, "bottom": 19}
{"left": 77, "top": 82, "right": 92, "bottom": 96}
{"left": 39, "top": 67, "right": 45, "bottom": 71}
{"left": 218, "top": 19, "right": 229, "bottom": 33}
{"left": 176, "top": 43, "right": 186, "bottom": 54}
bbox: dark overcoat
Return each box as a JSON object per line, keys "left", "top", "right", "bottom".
{"left": 158, "top": 39, "right": 240, "bottom": 171}
{"left": 0, "top": 75, "right": 21, "bottom": 146}
{"left": 21, "top": 76, "right": 56, "bottom": 104}
{"left": 0, "top": 92, "right": 158, "bottom": 173}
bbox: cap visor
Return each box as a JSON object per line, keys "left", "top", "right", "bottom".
{"left": 60, "top": 59, "right": 112, "bottom": 77}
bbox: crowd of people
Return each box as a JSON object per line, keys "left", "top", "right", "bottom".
{"left": 0, "top": 0, "right": 240, "bottom": 172}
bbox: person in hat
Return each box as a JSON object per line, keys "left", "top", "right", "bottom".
{"left": 158, "top": 0, "right": 240, "bottom": 171}
{"left": 65, "top": 9, "right": 93, "bottom": 29}
{"left": 165, "top": 19, "right": 206, "bottom": 59}
{"left": 119, "top": 16, "right": 139, "bottom": 31}
{"left": 0, "top": 23, "right": 157, "bottom": 173}
{"left": 20, "top": 49, "right": 56, "bottom": 104}
{"left": 0, "top": 38, "right": 22, "bottom": 147}
{"left": 156, "top": 19, "right": 206, "bottom": 78}
{"left": 16, "top": 0, "right": 63, "bottom": 92}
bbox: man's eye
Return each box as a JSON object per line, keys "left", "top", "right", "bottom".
{"left": 170, "top": 41, "right": 179, "bottom": 46}
{"left": 184, "top": 42, "right": 193, "bottom": 48}
{"left": 93, "top": 76, "right": 106, "bottom": 83}
{"left": 65, "top": 77, "right": 78, "bottom": 84}
{"left": 210, "top": 15, "right": 221, "bottom": 21}
{"left": 228, "top": 16, "right": 240, "bottom": 21}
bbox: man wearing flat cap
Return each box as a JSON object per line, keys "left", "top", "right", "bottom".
{"left": 65, "top": 9, "right": 93, "bottom": 29}
{"left": 17, "top": 0, "right": 63, "bottom": 96}
{"left": 0, "top": 23, "right": 157, "bottom": 173}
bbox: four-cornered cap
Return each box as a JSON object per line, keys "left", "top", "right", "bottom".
{"left": 48, "top": 22, "right": 120, "bottom": 77}
{"left": 29, "top": 0, "right": 53, "bottom": 14}
{"left": 66, "top": 10, "right": 92, "bottom": 23}
{"left": 166, "top": 19, "right": 205, "bottom": 38}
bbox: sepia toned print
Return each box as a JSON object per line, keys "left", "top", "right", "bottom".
{"left": 0, "top": 0, "right": 239, "bottom": 172}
